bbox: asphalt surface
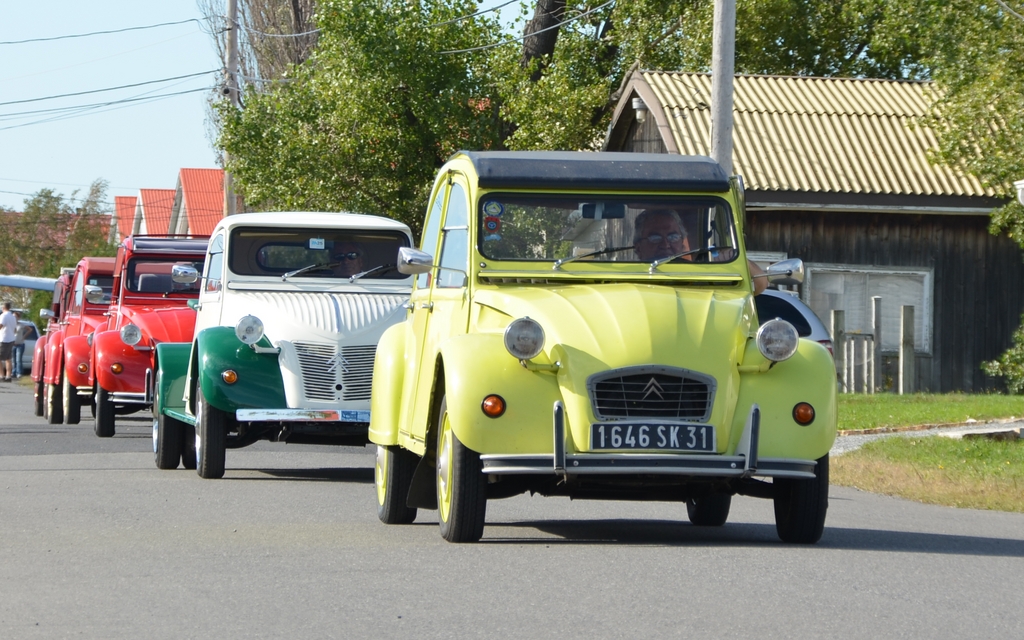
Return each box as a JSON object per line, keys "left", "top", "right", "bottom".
{"left": 2, "top": 379, "right": 1024, "bottom": 638}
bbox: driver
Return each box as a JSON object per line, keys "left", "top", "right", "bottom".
{"left": 332, "top": 242, "right": 364, "bottom": 277}
{"left": 634, "top": 209, "right": 690, "bottom": 262}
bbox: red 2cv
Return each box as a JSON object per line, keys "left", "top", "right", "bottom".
{"left": 80, "top": 236, "right": 207, "bottom": 437}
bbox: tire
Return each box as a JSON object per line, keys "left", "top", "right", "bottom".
{"left": 181, "top": 425, "right": 197, "bottom": 470}
{"left": 46, "top": 381, "right": 64, "bottom": 425}
{"left": 436, "top": 396, "right": 487, "bottom": 543}
{"left": 195, "top": 387, "right": 227, "bottom": 479}
{"left": 774, "top": 454, "right": 829, "bottom": 544}
{"left": 153, "top": 415, "right": 183, "bottom": 470}
{"left": 94, "top": 387, "right": 116, "bottom": 437}
{"left": 375, "top": 445, "right": 418, "bottom": 525}
{"left": 686, "top": 493, "right": 732, "bottom": 527}
{"left": 62, "top": 372, "right": 81, "bottom": 425}
{"left": 34, "top": 377, "right": 44, "bottom": 417}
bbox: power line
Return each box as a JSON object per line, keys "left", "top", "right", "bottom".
{"left": 0, "top": 19, "right": 203, "bottom": 45}
{"left": 427, "top": 0, "right": 519, "bottom": 28}
{"left": 440, "top": 0, "right": 616, "bottom": 55}
{"left": 241, "top": 25, "right": 321, "bottom": 38}
{"left": 0, "top": 70, "right": 219, "bottom": 108}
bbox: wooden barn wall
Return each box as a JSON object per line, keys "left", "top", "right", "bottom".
{"left": 746, "top": 209, "right": 1024, "bottom": 392}
{"left": 622, "top": 117, "right": 667, "bottom": 154}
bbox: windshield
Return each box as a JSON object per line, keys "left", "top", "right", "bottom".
{"left": 127, "top": 258, "right": 205, "bottom": 294}
{"left": 228, "top": 227, "right": 410, "bottom": 279}
{"left": 478, "top": 195, "right": 738, "bottom": 265}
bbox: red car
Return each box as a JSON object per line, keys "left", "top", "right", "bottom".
{"left": 31, "top": 267, "right": 74, "bottom": 417}
{"left": 36, "top": 257, "right": 116, "bottom": 424}
{"left": 84, "top": 236, "right": 207, "bottom": 437}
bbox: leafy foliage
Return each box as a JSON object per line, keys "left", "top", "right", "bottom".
{"left": 982, "top": 313, "right": 1024, "bottom": 394}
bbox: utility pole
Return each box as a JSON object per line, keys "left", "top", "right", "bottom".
{"left": 223, "top": 0, "right": 240, "bottom": 216}
{"left": 710, "top": 0, "right": 735, "bottom": 175}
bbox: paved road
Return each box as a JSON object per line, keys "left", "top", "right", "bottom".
{"left": 2, "top": 379, "right": 1023, "bottom": 638}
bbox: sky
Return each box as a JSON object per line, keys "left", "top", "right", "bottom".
{"left": 0, "top": 1, "right": 223, "bottom": 212}
{"left": 0, "top": 1, "right": 525, "bottom": 214}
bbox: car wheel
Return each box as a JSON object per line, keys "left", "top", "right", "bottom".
{"left": 195, "top": 387, "right": 226, "bottom": 479}
{"left": 94, "top": 387, "right": 116, "bottom": 437}
{"left": 686, "top": 492, "right": 732, "bottom": 527}
{"left": 46, "top": 381, "right": 64, "bottom": 425}
{"left": 34, "top": 377, "right": 44, "bottom": 417}
{"left": 180, "top": 425, "right": 197, "bottom": 470}
{"left": 376, "top": 445, "right": 418, "bottom": 525}
{"left": 62, "top": 372, "right": 81, "bottom": 425}
{"left": 436, "top": 396, "right": 487, "bottom": 543}
{"left": 774, "top": 454, "right": 829, "bottom": 544}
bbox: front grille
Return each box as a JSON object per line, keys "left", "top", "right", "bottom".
{"left": 588, "top": 366, "right": 715, "bottom": 422}
{"left": 340, "top": 345, "right": 376, "bottom": 401}
{"left": 294, "top": 341, "right": 339, "bottom": 401}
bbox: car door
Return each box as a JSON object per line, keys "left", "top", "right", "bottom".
{"left": 402, "top": 175, "right": 472, "bottom": 445}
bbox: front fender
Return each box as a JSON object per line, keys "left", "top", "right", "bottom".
{"left": 439, "top": 333, "right": 563, "bottom": 455}
{"left": 93, "top": 330, "right": 152, "bottom": 393}
{"left": 194, "top": 326, "right": 286, "bottom": 414}
{"left": 44, "top": 329, "right": 66, "bottom": 385}
{"left": 64, "top": 335, "right": 93, "bottom": 388}
{"left": 368, "top": 323, "right": 407, "bottom": 446}
{"left": 731, "top": 338, "right": 837, "bottom": 460}
{"left": 154, "top": 342, "right": 191, "bottom": 413}
{"left": 31, "top": 334, "right": 48, "bottom": 382}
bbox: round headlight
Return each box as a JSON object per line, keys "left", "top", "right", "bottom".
{"left": 503, "top": 317, "right": 545, "bottom": 361}
{"left": 120, "top": 324, "right": 142, "bottom": 346}
{"left": 756, "top": 319, "right": 800, "bottom": 362}
{"left": 235, "top": 315, "right": 265, "bottom": 345}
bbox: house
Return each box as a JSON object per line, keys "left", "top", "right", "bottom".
{"left": 604, "top": 71, "right": 1024, "bottom": 393}
{"left": 134, "top": 189, "right": 176, "bottom": 235}
{"left": 168, "top": 168, "right": 225, "bottom": 236}
{"left": 109, "top": 196, "right": 137, "bottom": 244}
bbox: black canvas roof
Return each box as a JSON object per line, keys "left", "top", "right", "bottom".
{"left": 459, "top": 151, "right": 730, "bottom": 192}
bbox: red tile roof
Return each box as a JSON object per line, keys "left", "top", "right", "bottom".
{"left": 113, "top": 196, "right": 137, "bottom": 239}
{"left": 179, "top": 168, "right": 224, "bottom": 235}
{"left": 138, "top": 189, "right": 176, "bottom": 235}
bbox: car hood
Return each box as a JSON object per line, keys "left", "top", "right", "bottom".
{"left": 473, "top": 284, "right": 754, "bottom": 373}
{"left": 121, "top": 305, "right": 198, "bottom": 344}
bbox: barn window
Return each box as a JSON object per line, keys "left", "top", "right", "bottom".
{"left": 803, "top": 264, "right": 933, "bottom": 354}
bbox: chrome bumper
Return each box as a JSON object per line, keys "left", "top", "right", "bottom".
{"left": 110, "top": 392, "right": 147, "bottom": 405}
{"left": 235, "top": 408, "right": 370, "bottom": 423}
{"left": 479, "top": 402, "right": 817, "bottom": 480}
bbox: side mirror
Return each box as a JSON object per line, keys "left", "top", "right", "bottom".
{"left": 84, "top": 285, "right": 107, "bottom": 305}
{"left": 397, "top": 247, "right": 435, "bottom": 275}
{"left": 172, "top": 264, "right": 200, "bottom": 284}
{"left": 39, "top": 309, "right": 55, "bottom": 320}
{"left": 766, "top": 258, "right": 805, "bottom": 285}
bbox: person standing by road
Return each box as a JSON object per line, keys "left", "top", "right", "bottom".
{"left": 0, "top": 302, "right": 16, "bottom": 382}
{"left": 13, "top": 311, "right": 27, "bottom": 379}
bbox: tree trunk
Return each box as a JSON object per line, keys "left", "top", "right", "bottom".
{"left": 521, "top": 0, "right": 566, "bottom": 81}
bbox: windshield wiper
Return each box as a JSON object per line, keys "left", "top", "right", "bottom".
{"left": 346, "top": 264, "right": 395, "bottom": 283}
{"left": 648, "top": 247, "right": 716, "bottom": 273}
{"left": 553, "top": 245, "right": 634, "bottom": 270}
{"left": 281, "top": 262, "right": 338, "bottom": 280}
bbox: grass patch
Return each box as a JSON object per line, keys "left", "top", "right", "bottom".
{"left": 838, "top": 393, "right": 1023, "bottom": 431}
{"left": 833, "top": 436, "right": 1024, "bottom": 512}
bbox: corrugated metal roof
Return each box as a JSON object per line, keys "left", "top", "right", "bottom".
{"left": 179, "top": 168, "right": 224, "bottom": 236}
{"left": 138, "top": 189, "right": 175, "bottom": 235}
{"left": 639, "top": 72, "right": 994, "bottom": 197}
{"left": 113, "top": 196, "right": 137, "bottom": 239}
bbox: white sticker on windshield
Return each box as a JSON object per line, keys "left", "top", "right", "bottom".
{"left": 309, "top": 238, "right": 325, "bottom": 250}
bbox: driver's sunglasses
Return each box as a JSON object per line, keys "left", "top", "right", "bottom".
{"left": 333, "top": 252, "right": 362, "bottom": 261}
{"left": 641, "top": 232, "right": 684, "bottom": 244}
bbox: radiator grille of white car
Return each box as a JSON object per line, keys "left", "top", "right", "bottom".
{"left": 340, "top": 345, "right": 376, "bottom": 401}
{"left": 294, "top": 341, "right": 340, "bottom": 401}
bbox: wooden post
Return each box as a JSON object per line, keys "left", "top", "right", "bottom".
{"left": 871, "top": 296, "right": 882, "bottom": 392}
{"left": 831, "top": 310, "right": 846, "bottom": 393}
{"left": 899, "top": 305, "right": 915, "bottom": 395}
{"left": 861, "top": 336, "right": 869, "bottom": 394}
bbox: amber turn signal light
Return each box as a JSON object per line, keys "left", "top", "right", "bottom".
{"left": 221, "top": 370, "right": 238, "bottom": 385}
{"left": 481, "top": 394, "right": 506, "bottom": 418}
{"left": 110, "top": 363, "right": 123, "bottom": 374}
{"left": 793, "top": 402, "right": 815, "bottom": 425}
{"left": 77, "top": 363, "right": 88, "bottom": 374}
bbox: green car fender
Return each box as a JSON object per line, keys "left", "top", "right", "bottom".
{"left": 731, "top": 338, "right": 838, "bottom": 460}
{"left": 154, "top": 342, "right": 191, "bottom": 415}
{"left": 437, "top": 332, "right": 564, "bottom": 455}
{"left": 368, "top": 323, "right": 408, "bottom": 446}
{"left": 194, "top": 326, "right": 287, "bottom": 414}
